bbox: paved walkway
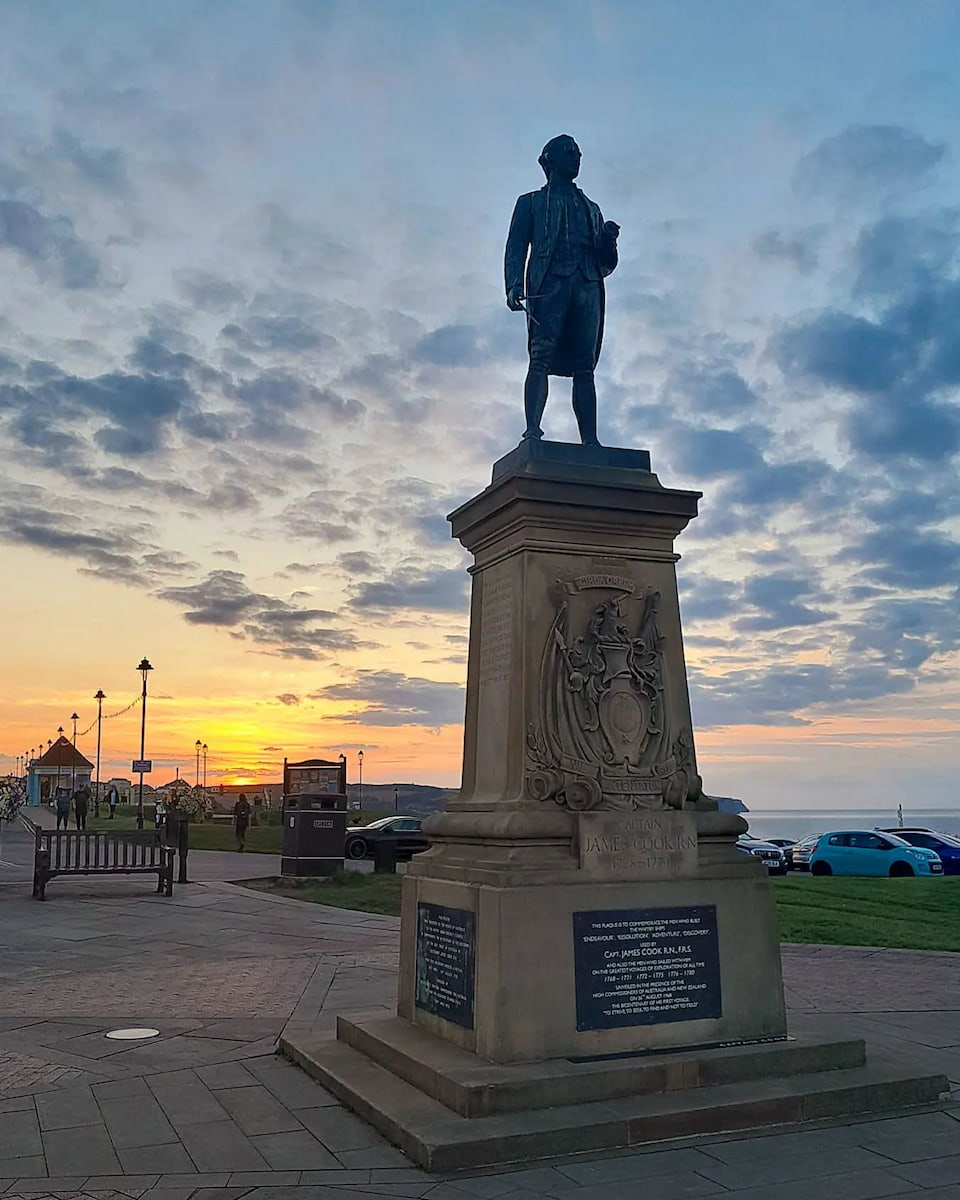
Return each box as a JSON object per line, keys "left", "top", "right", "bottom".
{"left": 1, "top": 818, "right": 959, "bottom": 1200}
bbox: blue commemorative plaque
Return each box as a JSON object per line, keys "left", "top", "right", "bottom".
{"left": 415, "top": 901, "right": 476, "bottom": 1029}
{"left": 573, "top": 904, "right": 721, "bottom": 1031}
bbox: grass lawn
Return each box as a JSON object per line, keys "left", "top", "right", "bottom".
{"left": 87, "top": 813, "right": 282, "bottom": 853}
{"left": 235, "top": 873, "right": 960, "bottom": 948}
{"left": 775, "top": 875, "right": 960, "bottom": 952}
{"left": 241, "top": 872, "right": 403, "bottom": 915}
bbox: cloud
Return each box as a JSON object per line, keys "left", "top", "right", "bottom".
{"left": 156, "top": 569, "right": 364, "bottom": 659}
{"left": 771, "top": 311, "right": 910, "bottom": 394}
{"left": 311, "top": 669, "right": 464, "bottom": 728}
{"left": 0, "top": 199, "right": 102, "bottom": 288}
{"left": 175, "top": 270, "right": 246, "bottom": 312}
{"left": 753, "top": 228, "right": 820, "bottom": 273}
{"left": 337, "top": 550, "right": 379, "bottom": 575}
{"left": 736, "top": 573, "right": 835, "bottom": 632}
{"left": 661, "top": 364, "right": 759, "bottom": 418}
{"left": 690, "top": 662, "right": 914, "bottom": 728}
{"left": 794, "top": 125, "right": 945, "bottom": 198}
{"left": 276, "top": 693, "right": 300, "bottom": 706}
{"left": 221, "top": 316, "right": 337, "bottom": 354}
{"left": 413, "top": 323, "right": 490, "bottom": 367}
{"left": 351, "top": 566, "right": 469, "bottom": 613}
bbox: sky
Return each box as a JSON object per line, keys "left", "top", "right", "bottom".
{"left": 2, "top": 0, "right": 960, "bottom": 813}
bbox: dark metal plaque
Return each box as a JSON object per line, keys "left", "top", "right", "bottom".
{"left": 415, "top": 901, "right": 476, "bottom": 1029}
{"left": 573, "top": 904, "right": 721, "bottom": 1031}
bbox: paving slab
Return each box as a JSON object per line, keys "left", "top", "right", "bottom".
{"left": 43, "top": 1122, "right": 123, "bottom": 1175}
{"left": 175, "top": 1119, "right": 269, "bottom": 1171}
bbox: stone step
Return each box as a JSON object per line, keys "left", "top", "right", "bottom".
{"left": 280, "top": 1031, "right": 949, "bottom": 1172}
{"left": 336, "top": 1013, "right": 867, "bottom": 1117}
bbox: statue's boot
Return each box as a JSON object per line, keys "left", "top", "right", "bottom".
{"left": 522, "top": 369, "right": 548, "bottom": 440}
{"left": 573, "top": 371, "right": 600, "bottom": 445}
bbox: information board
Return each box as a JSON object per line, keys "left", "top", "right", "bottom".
{"left": 573, "top": 904, "right": 721, "bottom": 1031}
{"left": 414, "top": 901, "right": 476, "bottom": 1030}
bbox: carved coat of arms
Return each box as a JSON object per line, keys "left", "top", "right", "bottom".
{"left": 526, "top": 574, "right": 698, "bottom": 811}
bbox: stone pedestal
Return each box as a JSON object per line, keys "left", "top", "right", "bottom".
{"left": 399, "top": 439, "right": 783, "bottom": 1062}
{"left": 281, "top": 441, "right": 947, "bottom": 1168}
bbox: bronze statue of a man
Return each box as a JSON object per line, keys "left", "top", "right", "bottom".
{"left": 505, "top": 135, "right": 620, "bottom": 445}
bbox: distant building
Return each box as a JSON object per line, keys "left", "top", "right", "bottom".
{"left": 27, "top": 737, "right": 93, "bottom": 806}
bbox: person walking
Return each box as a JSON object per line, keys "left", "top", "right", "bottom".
{"left": 74, "top": 784, "right": 90, "bottom": 831}
{"left": 233, "top": 793, "right": 251, "bottom": 852}
{"left": 154, "top": 793, "right": 166, "bottom": 832}
{"left": 107, "top": 785, "right": 119, "bottom": 819}
{"left": 55, "top": 787, "right": 71, "bottom": 830}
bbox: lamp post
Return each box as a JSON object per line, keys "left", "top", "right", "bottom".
{"left": 394, "top": 784, "right": 399, "bottom": 812}
{"left": 70, "top": 712, "right": 80, "bottom": 795}
{"left": 55, "top": 727, "right": 64, "bottom": 794}
{"left": 202, "top": 743, "right": 208, "bottom": 792}
{"left": 136, "top": 658, "right": 153, "bottom": 831}
{"left": 195, "top": 740, "right": 202, "bottom": 788}
{"left": 357, "top": 749, "right": 364, "bottom": 811}
{"left": 94, "top": 689, "right": 105, "bottom": 817}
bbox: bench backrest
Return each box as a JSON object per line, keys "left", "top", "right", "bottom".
{"left": 36, "top": 827, "right": 167, "bottom": 872}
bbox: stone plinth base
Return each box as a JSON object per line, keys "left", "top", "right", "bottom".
{"left": 279, "top": 1018, "right": 947, "bottom": 1171}
{"left": 397, "top": 864, "right": 786, "bottom": 1063}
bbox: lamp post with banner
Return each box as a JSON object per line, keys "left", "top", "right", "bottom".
{"left": 202, "top": 743, "right": 208, "bottom": 792}
{"left": 70, "top": 713, "right": 79, "bottom": 794}
{"left": 136, "top": 659, "right": 153, "bottom": 830}
{"left": 93, "top": 689, "right": 105, "bottom": 817}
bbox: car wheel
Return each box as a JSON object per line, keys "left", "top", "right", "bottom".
{"left": 889, "top": 861, "right": 914, "bottom": 877}
{"left": 346, "top": 838, "right": 368, "bottom": 860}
{"left": 811, "top": 861, "right": 832, "bottom": 876}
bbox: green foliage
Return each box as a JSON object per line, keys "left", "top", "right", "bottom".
{"left": 775, "top": 877, "right": 960, "bottom": 952}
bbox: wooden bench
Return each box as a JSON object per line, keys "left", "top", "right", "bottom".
{"left": 32, "top": 824, "right": 175, "bottom": 899}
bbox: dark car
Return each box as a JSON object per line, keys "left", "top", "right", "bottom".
{"left": 737, "top": 836, "right": 788, "bottom": 875}
{"left": 878, "top": 828, "right": 960, "bottom": 875}
{"left": 766, "top": 838, "right": 797, "bottom": 869}
{"left": 344, "top": 815, "right": 428, "bottom": 861}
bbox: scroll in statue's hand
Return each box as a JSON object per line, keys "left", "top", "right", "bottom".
{"left": 506, "top": 285, "right": 525, "bottom": 312}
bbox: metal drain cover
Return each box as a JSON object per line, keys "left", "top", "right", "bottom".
{"left": 105, "top": 1027, "right": 160, "bottom": 1040}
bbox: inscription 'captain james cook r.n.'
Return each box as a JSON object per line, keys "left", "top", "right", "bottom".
{"left": 578, "top": 810, "right": 698, "bottom": 879}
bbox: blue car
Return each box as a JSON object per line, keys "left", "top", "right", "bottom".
{"left": 809, "top": 829, "right": 943, "bottom": 878}
{"left": 878, "top": 828, "right": 960, "bottom": 876}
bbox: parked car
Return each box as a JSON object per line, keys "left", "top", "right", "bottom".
{"left": 791, "top": 834, "right": 821, "bottom": 872}
{"left": 877, "top": 828, "right": 960, "bottom": 875}
{"left": 809, "top": 829, "right": 943, "bottom": 878}
{"left": 766, "top": 838, "right": 797, "bottom": 869}
{"left": 344, "top": 815, "right": 429, "bottom": 861}
{"left": 737, "top": 836, "right": 788, "bottom": 875}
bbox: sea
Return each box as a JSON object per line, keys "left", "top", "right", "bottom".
{"left": 741, "top": 808, "right": 960, "bottom": 843}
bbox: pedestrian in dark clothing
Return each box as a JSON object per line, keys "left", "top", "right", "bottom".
{"left": 55, "top": 788, "right": 71, "bottom": 830}
{"left": 107, "top": 786, "right": 119, "bottom": 819}
{"left": 73, "top": 786, "right": 88, "bottom": 831}
{"left": 233, "top": 794, "right": 251, "bottom": 852}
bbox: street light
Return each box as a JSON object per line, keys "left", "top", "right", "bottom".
{"left": 94, "top": 689, "right": 106, "bottom": 817}
{"left": 394, "top": 784, "right": 399, "bottom": 813}
{"left": 70, "top": 712, "right": 80, "bottom": 794}
{"left": 202, "top": 743, "right": 208, "bottom": 792}
{"left": 195, "top": 740, "right": 202, "bottom": 788}
{"left": 358, "top": 749, "right": 364, "bottom": 810}
{"left": 136, "top": 658, "right": 153, "bottom": 831}
{"left": 55, "top": 726, "right": 64, "bottom": 794}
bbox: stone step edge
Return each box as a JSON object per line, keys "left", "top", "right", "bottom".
{"left": 279, "top": 1032, "right": 949, "bottom": 1173}
{"left": 337, "top": 1014, "right": 867, "bottom": 1117}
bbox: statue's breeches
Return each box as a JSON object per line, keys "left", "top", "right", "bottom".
{"left": 528, "top": 273, "right": 602, "bottom": 377}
